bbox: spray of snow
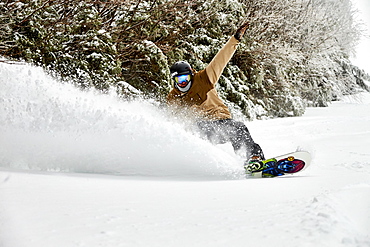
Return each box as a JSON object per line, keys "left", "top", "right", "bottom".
{"left": 0, "top": 61, "right": 243, "bottom": 180}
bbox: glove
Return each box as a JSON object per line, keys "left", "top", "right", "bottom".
{"left": 234, "top": 22, "right": 249, "bottom": 41}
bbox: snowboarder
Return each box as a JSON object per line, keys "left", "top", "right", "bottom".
{"left": 167, "top": 22, "right": 265, "bottom": 163}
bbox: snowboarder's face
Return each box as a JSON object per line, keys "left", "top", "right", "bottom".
{"left": 173, "top": 74, "right": 192, "bottom": 93}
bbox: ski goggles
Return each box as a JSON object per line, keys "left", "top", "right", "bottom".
{"left": 173, "top": 74, "right": 191, "bottom": 88}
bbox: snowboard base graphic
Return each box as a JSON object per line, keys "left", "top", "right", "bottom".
{"left": 244, "top": 151, "right": 311, "bottom": 178}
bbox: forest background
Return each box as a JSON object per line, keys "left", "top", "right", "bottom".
{"left": 1, "top": 0, "right": 369, "bottom": 119}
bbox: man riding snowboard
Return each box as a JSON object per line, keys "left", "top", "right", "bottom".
{"left": 167, "top": 22, "right": 265, "bottom": 164}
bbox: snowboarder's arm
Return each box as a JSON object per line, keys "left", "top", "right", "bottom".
{"left": 205, "top": 36, "right": 239, "bottom": 85}
{"left": 205, "top": 22, "right": 249, "bottom": 85}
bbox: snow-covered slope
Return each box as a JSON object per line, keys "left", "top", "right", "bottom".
{"left": 1, "top": 61, "right": 369, "bottom": 247}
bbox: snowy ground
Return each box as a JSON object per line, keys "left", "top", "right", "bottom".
{"left": 0, "top": 61, "right": 370, "bottom": 247}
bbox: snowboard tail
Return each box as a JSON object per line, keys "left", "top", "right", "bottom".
{"left": 245, "top": 151, "right": 311, "bottom": 178}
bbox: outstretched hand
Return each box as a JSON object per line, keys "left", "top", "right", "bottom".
{"left": 234, "top": 22, "right": 249, "bottom": 41}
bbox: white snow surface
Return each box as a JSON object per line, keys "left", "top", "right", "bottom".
{"left": 1, "top": 61, "right": 370, "bottom": 247}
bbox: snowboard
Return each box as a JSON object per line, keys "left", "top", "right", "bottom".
{"left": 244, "top": 151, "right": 311, "bottom": 178}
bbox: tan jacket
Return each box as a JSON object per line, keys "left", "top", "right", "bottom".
{"left": 167, "top": 36, "right": 239, "bottom": 121}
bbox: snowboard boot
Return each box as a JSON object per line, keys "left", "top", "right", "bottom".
{"left": 244, "top": 155, "right": 264, "bottom": 172}
{"left": 244, "top": 158, "right": 277, "bottom": 173}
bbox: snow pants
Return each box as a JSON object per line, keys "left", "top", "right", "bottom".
{"left": 196, "top": 119, "right": 265, "bottom": 160}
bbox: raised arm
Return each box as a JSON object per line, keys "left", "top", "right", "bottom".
{"left": 205, "top": 22, "right": 249, "bottom": 85}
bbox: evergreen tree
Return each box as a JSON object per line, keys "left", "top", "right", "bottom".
{"left": 0, "top": 0, "right": 367, "bottom": 119}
